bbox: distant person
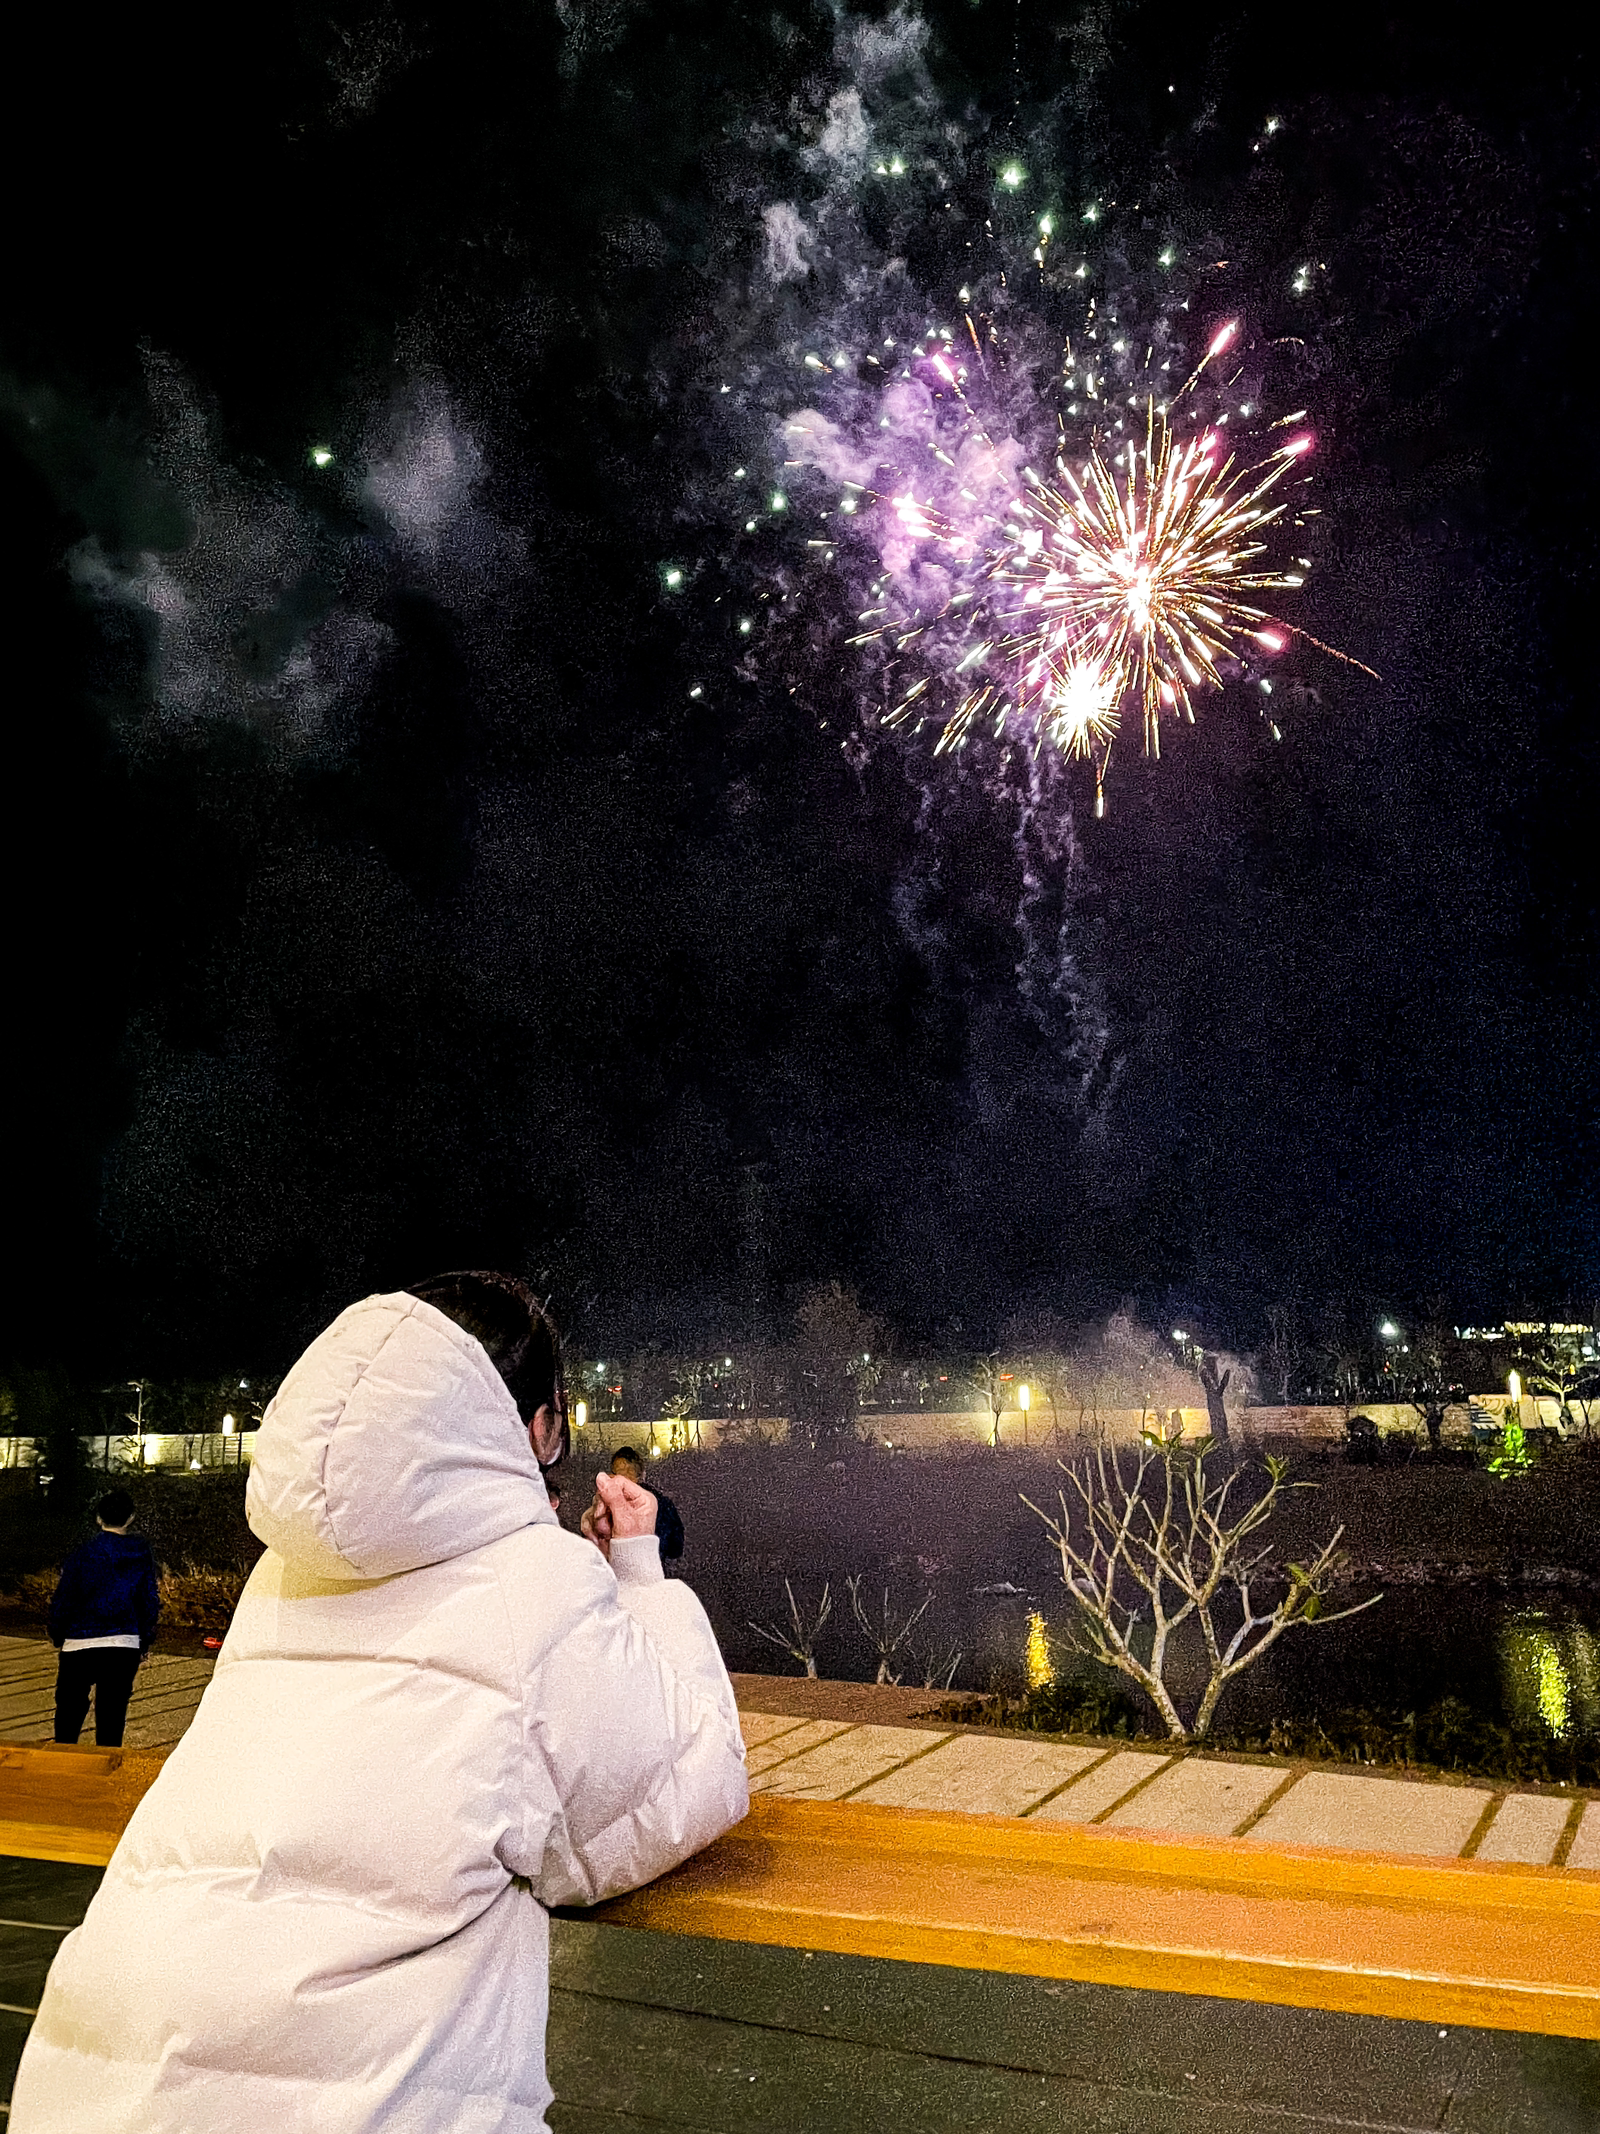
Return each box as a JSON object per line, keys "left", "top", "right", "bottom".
{"left": 47, "top": 1487, "right": 159, "bottom": 1749}
{"left": 608, "top": 1445, "right": 684, "bottom": 1559}
{"left": 12, "top": 1273, "right": 747, "bottom": 2131}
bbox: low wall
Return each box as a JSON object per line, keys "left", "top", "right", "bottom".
{"left": 582, "top": 1396, "right": 1572, "bottom": 1456}
{"left": 0, "top": 1432, "right": 253, "bottom": 1474}
{"left": 0, "top": 1397, "right": 1568, "bottom": 1478}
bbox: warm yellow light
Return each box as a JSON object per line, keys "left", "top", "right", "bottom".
{"left": 650, "top": 1444, "right": 662, "bottom": 1459}
{"left": 1509, "top": 1371, "right": 1522, "bottom": 1403}
{"left": 1025, "top": 1610, "right": 1055, "bottom": 1691}
{"left": 574, "top": 1401, "right": 587, "bottom": 1428}
{"left": 1018, "top": 1384, "right": 1031, "bottom": 1413}
{"left": 1538, "top": 1641, "right": 1572, "bottom": 1738}
{"left": 221, "top": 1414, "right": 235, "bottom": 1434}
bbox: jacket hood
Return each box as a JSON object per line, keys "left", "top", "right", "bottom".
{"left": 246, "top": 1292, "right": 555, "bottom": 1581}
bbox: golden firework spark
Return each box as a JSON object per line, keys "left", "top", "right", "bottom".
{"left": 992, "top": 402, "right": 1313, "bottom": 759}
{"left": 862, "top": 319, "right": 1376, "bottom": 810}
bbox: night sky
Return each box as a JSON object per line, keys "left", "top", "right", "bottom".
{"left": 3, "top": 1, "right": 1595, "bottom": 1372}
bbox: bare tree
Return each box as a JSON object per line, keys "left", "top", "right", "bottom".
{"left": 909, "top": 1636, "right": 963, "bottom": 1691}
{"left": 1315, "top": 1302, "right": 1364, "bottom": 1405}
{"left": 1517, "top": 1324, "right": 1600, "bottom": 1441}
{"left": 793, "top": 1283, "right": 887, "bottom": 1448}
{"left": 1024, "top": 1426, "right": 1380, "bottom": 1740}
{"left": 845, "top": 1576, "right": 933, "bottom": 1684}
{"left": 1197, "top": 1354, "right": 1233, "bottom": 1449}
{"left": 1261, "top": 1303, "right": 1305, "bottom": 1404}
{"left": 750, "top": 1581, "right": 833, "bottom": 1678}
{"left": 966, "top": 1351, "right": 1008, "bottom": 1447}
{"left": 1395, "top": 1304, "right": 1463, "bottom": 1455}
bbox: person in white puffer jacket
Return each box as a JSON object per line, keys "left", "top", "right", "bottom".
{"left": 11, "top": 1276, "right": 749, "bottom": 2132}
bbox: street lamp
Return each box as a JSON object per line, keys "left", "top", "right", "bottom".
{"left": 574, "top": 1401, "right": 587, "bottom": 1430}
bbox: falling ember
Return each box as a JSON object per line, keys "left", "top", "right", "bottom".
{"left": 892, "top": 493, "right": 935, "bottom": 540}
{"left": 1048, "top": 659, "right": 1121, "bottom": 758}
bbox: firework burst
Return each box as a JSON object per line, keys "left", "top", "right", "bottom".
{"left": 767, "top": 278, "right": 1376, "bottom": 813}
{"left": 827, "top": 318, "right": 1367, "bottom": 811}
{"left": 957, "top": 396, "right": 1315, "bottom": 760}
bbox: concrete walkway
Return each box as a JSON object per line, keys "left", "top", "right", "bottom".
{"left": 0, "top": 1637, "right": 214, "bottom": 1753}
{"left": 4, "top": 1634, "right": 1597, "bottom": 1874}
{"left": 731, "top": 1676, "right": 1600, "bottom": 1871}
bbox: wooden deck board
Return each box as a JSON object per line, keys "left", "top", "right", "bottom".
{"left": 3, "top": 1654, "right": 1600, "bottom": 2042}
{"left": 589, "top": 1794, "right": 1600, "bottom": 2041}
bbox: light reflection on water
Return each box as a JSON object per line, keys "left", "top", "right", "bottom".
{"left": 1024, "top": 1609, "right": 1055, "bottom": 1691}
{"left": 1001, "top": 1599, "right": 1600, "bottom": 1745}
{"left": 1493, "top": 1615, "right": 1599, "bottom": 1741}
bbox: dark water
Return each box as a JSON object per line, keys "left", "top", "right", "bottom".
{"left": 975, "top": 1584, "right": 1600, "bottom": 1745}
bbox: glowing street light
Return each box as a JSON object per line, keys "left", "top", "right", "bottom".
{"left": 221, "top": 1414, "right": 235, "bottom": 1436}
{"left": 1018, "top": 1384, "right": 1031, "bottom": 1413}
{"left": 574, "top": 1401, "right": 587, "bottom": 1429}
{"left": 1509, "top": 1371, "right": 1522, "bottom": 1404}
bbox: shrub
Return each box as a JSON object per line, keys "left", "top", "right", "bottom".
{"left": 1215, "top": 1697, "right": 1600, "bottom": 1789}
{"left": 12, "top": 1570, "right": 55, "bottom": 1615}
{"left": 8, "top": 1559, "right": 249, "bottom": 1634}
{"left": 940, "top": 1674, "right": 1145, "bottom": 1739}
{"left": 157, "top": 1563, "right": 250, "bottom": 1630}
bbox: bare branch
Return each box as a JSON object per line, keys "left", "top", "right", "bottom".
{"left": 749, "top": 1579, "right": 833, "bottom": 1679}
{"left": 1027, "top": 1433, "right": 1383, "bottom": 1740}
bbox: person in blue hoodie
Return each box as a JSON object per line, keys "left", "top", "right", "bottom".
{"left": 48, "top": 1488, "right": 160, "bottom": 1747}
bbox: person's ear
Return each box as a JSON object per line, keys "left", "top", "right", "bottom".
{"left": 528, "top": 1404, "right": 565, "bottom": 1467}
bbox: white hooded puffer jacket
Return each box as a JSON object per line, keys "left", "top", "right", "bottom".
{"left": 11, "top": 1292, "right": 749, "bottom": 2132}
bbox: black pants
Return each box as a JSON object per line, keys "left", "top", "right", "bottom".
{"left": 54, "top": 1648, "right": 141, "bottom": 1747}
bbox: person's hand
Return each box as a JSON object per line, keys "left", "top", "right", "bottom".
{"left": 579, "top": 1471, "right": 657, "bottom": 1560}
{"left": 578, "top": 1491, "right": 612, "bottom": 1558}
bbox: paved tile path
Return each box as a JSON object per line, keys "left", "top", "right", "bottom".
{"left": 0, "top": 1637, "right": 214, "bottom": 1754}
{"left": 738, "top": 1703, "right": 1600, "bottom": 1868}
{"left": 3, "top": 1633, "right": 1597, "bottom": 1872}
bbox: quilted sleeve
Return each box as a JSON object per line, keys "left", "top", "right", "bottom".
{"left": 507, "top": 1535, "right": 748, "bottom": 1909}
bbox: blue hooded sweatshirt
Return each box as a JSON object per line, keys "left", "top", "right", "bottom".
{"left": 48, "top": 1531, "right": 160, "bottom": 1651}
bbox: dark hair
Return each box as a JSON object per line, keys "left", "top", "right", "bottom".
{"left": 408, "top": 1271, "right": 567, "bottom": 1462}
{"left": 610, "top": 1446, "right": 644, "bottom": 1470}
{"left": 97, "top": 1488, "right": 135, "bottom": 1528}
